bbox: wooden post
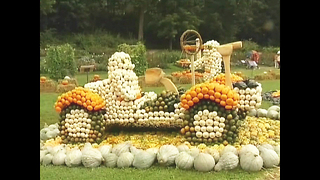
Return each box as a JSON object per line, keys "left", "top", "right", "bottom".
{"left": 196, "top": 38, "right": 201, "bottom": 61}
{"left": 191, "top": 55, "right": 195, "bottom": 86}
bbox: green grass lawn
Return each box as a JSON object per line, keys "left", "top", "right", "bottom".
{"left": 40, "top": 65, "right": 279, "bottom": 179}
{"left": 40, "top": 165, "right": 276, "bottom": 180}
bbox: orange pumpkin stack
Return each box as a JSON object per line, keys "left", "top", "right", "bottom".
{"left": 210, "top": 73, "right": 243, "bottom": 85}
{"left": 54, "top": 87, "right": 105, "bottom": 113}
{"left": 180, "top": 82, "right": 239, "bottom": 110}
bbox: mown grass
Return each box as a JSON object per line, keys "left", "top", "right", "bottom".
{"left": 40, "top": 165, "right": 269, "bottom": 180}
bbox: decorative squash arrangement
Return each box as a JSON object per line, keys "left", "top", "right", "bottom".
{"left": 41, "top": 50, "right": 279, "bottom": 173}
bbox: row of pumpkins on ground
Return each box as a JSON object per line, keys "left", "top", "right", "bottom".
{"left": 40, "top": 140, "right": 279, "bottom": 172}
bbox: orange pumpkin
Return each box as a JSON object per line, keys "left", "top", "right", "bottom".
{"left": 62, "top": 80, "right": 68, "bottom": 85}
{"left": 40, "top": 76, "right": 46, "bottom": 82}
{"left": 94, "top": 74, "right": 100, "bottom": 80}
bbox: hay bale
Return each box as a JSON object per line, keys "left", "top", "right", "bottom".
{"left": 40, "top": 80, "right": 56, "bottom": 93}
{"left": 56, "top": 84, "right": 76, "bottom": 93}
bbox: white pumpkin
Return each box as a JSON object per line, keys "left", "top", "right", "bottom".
{"left": 99, "top": 145, "right": 112, "bottom": 161}
{"left": 220, "top": 145, "right": 238, "bottom": 156}
{"left": 81, "top": 144, "right": 103, "bottom": 168}
{"left": 259, "top": 147, "right": 280, "bottom": 168}
{"left": 214, "top": 151, "right": 239, "bottom": 171}
{"left": 239, "top": 144, "right": 259, "bottom": 157}
{"left": 240, "top": 151, "right": 263, "bottom": 171}
{"left": 42, "top": 154, "right": 53, "bottom": 165}
{"left": 112, "top": 141, "right": 131, "bottom": 156}
{"left": 266, "top": 110, "right": 279, "bottom": 119}
{"left": 204, "top": 148, "right": 220, "bottom": 163}
{"left": 273, "top": 145, "right": 280, "bottom": 158}
{"left": 177, "top": 144, "right": 189, "bottom": 152}
{"left": 133, "top": 150, "right": 156, "bottom": 169}
{"left": 257, "top": 108, "right": 268, "bottom": 117}
{"left": 52, "top": 151, "right": 66, "bottom": 166}
{"left": 157, "top": 145, "right": 179, "bottom": 166}
{"left": 117, "top": 152, "right": 134, "bottom": 168}
{"left": 65, "top": 148, "right": 82, "bottom": 167}
{"left": 175, "top": 151, "right": 194, "bottom": 170}
{"left": 104, "top": 153, "right": 118, "bottom": 168}
{"left": 188, "top": 147, "right": 200, "bottom": 158}
{"left": 194, "top": 153, "right": 215, "bottom": 172}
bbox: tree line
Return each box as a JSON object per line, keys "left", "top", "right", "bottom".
{"left": 40, "top": 0, "right": 280, "bottom": 50}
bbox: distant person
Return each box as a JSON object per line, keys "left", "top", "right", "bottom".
{"left": 274, "top": 51, "right": 280, "bottom": 69}
{"left": 246, "top": 50, "right": 260, "bottom": 69}
{"left": 251, "top": 50, "right": 260, "bottom": 69}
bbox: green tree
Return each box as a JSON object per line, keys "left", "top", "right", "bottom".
{"left": 45, "top": 44, "right": 77, "bottom": 81}
{"left": 148, "top": 0, "right": 203, "bottom": 50}
{"left": 40, "top": 0, "right": 56, "bottom": 15}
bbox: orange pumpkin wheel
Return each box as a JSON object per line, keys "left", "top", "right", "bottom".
{"left": 195, "top": 87, "right": 202, "bottom": 94}
{"left": 214, "top": 92, "right": 221, "bottom": 99}
{"left": 55, "top": 106, "right": 61, "bottom": 113}
{"left": 215, "top": 98, "right": 221, "bottom": 103}
{"left": 201, "top": 87, "right": 209, "bottom": 94}
{"left": 77, "top": 100, "right": 82, "bottom": 106}
{"left": 226, "top": 98, "right": 234, "bottom": 105}
{"left": 204, "top": 94, "right": 210, "bottom": 99}
{"left": 186, "top": 94, "right": 192, "bottom": 101}
{"left": 65, "top": 100, "right": 70, "bottom": 106}
{"left": 192, "top": 97, "right": 199, "bottom": 103}
{"left": 94, "top": 105, "right": 101, "bottom": 111}
{"left": 197, "top": 93, "right": 204, "bottom": 99}
{"left": 187, "top": 100, "right": 194, "bottom": 107}
{"left": 190, "top": 90, "right": 197, "bottom": 98}
{"left": 221, "top": 94, "right": 228, "bottom": 101}
{"left": 227, "top": 91, "right": 234, "bottom": 99}
{"left": 214, "top": 84, "right": 223, "bottom": 93}
{"left": 225, "top": 105, "right": 233, "bottom": 110}
{"left": 87, "top": 105, "right": 93, "bottom": 111}
{"left": 181, "top": 99, "right": 188, "bottom": 105}
{"left": 220, "top": 100, "right": 226, "bottom": 106}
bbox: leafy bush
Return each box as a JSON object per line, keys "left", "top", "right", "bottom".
{"left": 117, "top": 42, "right": 147, "bottom": 76}
{"left": 148, "top": 50, "right": 183, "bottom": 69}
{"left": 40, "top": 58, "right": 48, "bottom": 74}
{"left": 40, "top": 28, "right": 60, "bottom": 48}
{"left": 45, "top": 43, "right": 77, "bottom": 81}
